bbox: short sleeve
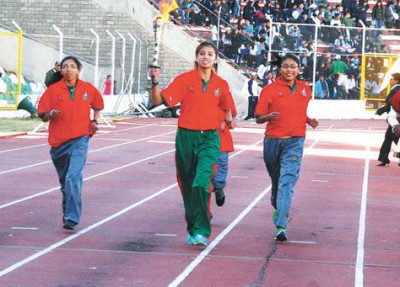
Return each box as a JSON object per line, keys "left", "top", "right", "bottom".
{"left": 218, "top": 80, "right": 231, "bottom": 111}
{"left": 91, "top": 85, "right": 104, "bottom": 110}
{"left": 37, "top": 89, "right": 52, "bottom": 116}
{"left": 255, "top": 86, "right": 271, "bottom": 117}
{"left": 160, "top": 75, "right": 186, "bottom": 108}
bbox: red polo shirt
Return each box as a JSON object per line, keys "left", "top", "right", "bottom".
{"left": 38, "top": 78, "right": 104, "bottom": 147}
{"left": 255, "top": 77, "right": 311, "bottom": 138}
{"left": 218, "top": 91, "right": 237, "bottom": 152}
{"left": 161, "top": 68, "right": 231, "bottom": 131}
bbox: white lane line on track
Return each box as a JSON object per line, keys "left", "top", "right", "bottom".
{"left": 289, "top": 241, "right": 316, "bottom": 244}
{"left": 0, "top": 130, "right": 175, "bottom": 176}
{"left": 169, "top": 138, "right": 320, "bottom": 287}
{"left": 10, "top": 227, "right": 38, "bottom": 230}
{"left": 0, "top": 143, "right": 48, "bottom": 154}
{"left": 0, "top": 124, "right": 150, "bottom": 154}
{"left": 155, "top": 234, "right": 178, "bottom": 237}
{"left": 0, "top": 183, "right": 178, "bottom": 278}
{"left": 311, "top": 180, "right": 329, "bottom": 182}
{"left": 355, "top": 129, "right": 371, "bottom": 287}
{"left": 0, "top": 149, "right": 175, "bottom": 210}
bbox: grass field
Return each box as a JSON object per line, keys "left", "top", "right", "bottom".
{"left": 0, "top": 116, "right": 131, "bottom": 133}
{"left": 0, "top": 118, "right": 43, "bottom": 133}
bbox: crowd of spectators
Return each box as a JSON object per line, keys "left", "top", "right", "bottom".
{"left": 149, "top": 0, "right": 400, "bottom": 99}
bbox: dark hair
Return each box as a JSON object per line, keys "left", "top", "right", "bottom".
{"left": 194, "top": 41, "right": 218, "bottom": 67}
{"left": 279, "top": 54, "right": 300, "bottom": 68}
{"left": 392, "top": 73, "right": 400, "bottom": 82}
{"left": 60, "top": 56, "right": 82, "bottom": 70}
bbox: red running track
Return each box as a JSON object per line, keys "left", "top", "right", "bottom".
{"left": 0, "top": 118, "right": 399, "bottom": 287}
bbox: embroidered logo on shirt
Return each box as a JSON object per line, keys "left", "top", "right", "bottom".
{"left": 215, "top": 88, "right": 220, "bottom": 96}
{"left": 302, "top": 89, "right": 307, "bottom": 96}
{"left": 189, "top": 86, "right": 193, "bottom": 91}
{"left": 279, "top": 92, "right": 283, "bottom": 98}
{"left": 83, "top": 92, "right": 88, "bottom": 100}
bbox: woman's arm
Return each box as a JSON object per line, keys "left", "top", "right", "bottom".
{"left": 149, "top": 67, "right": 163, "bottom": 105}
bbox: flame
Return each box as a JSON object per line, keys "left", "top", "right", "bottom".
{"left": 158, "top": 0, "right": 179, "bottom": 21}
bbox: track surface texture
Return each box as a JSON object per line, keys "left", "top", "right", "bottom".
{"left": 0, "top": 118, "right": 399, "bottom": 287}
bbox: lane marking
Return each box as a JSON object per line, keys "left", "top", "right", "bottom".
{"left": 169, "top": 138, "right": 319, "bottom": 287}
{"left": 0, "top": 143, "right": 48, "bottom": 154}
{"left": 231, "top": 175, "right": 248, "bottom": 179}
{"left": 289, "top": 241, "right": 316, "bottom": 244}
{"left": 150, "top": 172, "right": 165, "bottom": 174}
{"left": 355, "top": 129, "right": 371, "bottom": 287}
{"left": 311, "top": 180, "right": 328, "bottom": 182}
{"left": 10, "top": 227, "right": 38, "bottom": 230}
{"left": 155, "top": 234, "right": 178, "bottom": 237}
{"left": 0, "top": 130, "right": 175, "bottom": 176}
{"left": 0, "top": 124, "right": 150, "bottom": 154}
{"left": 0, "top": 183, "right": 178, "bottom": 278}
{"left": 0, "top": 149, "right": 175, "bottom": 210}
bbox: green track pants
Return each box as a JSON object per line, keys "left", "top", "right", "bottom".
{"left": 175, "top": 128, "right": 220, "bottom": 238}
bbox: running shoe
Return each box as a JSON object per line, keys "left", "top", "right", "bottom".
{"left": 63, "top": 220, "right": 76, "bottom": 230}
{"left": 272, "top": 209, "right": 278, "bottom": 225}
{"left": 194, "top": 234, "right": 208, "bottom": 246}
{"left": 215, "top": 189, "right": 225, "bottom": 206}
{"left": 187, "top": 234, "right": 196, "bottom": 245}
{"left": 275, "top": 228, "right": 287, "bottom": 242}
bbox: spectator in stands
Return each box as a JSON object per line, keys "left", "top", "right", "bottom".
{"left": 385, "top": 1, "right": 396, "bottom": 29}
{"left": 330, "top": 13, "right": 342, "bottom": 26}
{"left": 342, "top": 0, "right": 353, "bottom": 15}
{"left": 243, "top": 1, "right": 255, "bottom": 23}
{"left": 180, "top": 0, "right": 194, "bottom": 25}
{"left": 220, "top": 27, "right": 233, "bottom": 57}
{"left": 243, "top": 19, "right": 255, "bottom": 37}
{"left": 38, "top": 56, "right": 104, "bottom": 231}
{"left": 315, "top": 75, "right": 330, "bottom": 99}
{"left": 255, "top": 20, "right": 269, "bottom": 38}
{"left": 45, "top": 61, "right": 61, "bottom": 87}
{"left": 331, "top": 55, "right": 348, "bottom": 75}
{"left": 326, "top": 73, "right": 341, "bottom": 99}
{"left": 263, "top": 70, "right": 275, "bottom": 87}
{"left": 254, "top": 3, "right": 267, "bottom": 26}
{"left": 256, "top": 37, "right": 267, "bottom": 67}
{"left": 230, "top": 28, "right": 243, "bottom": 64}
{"left": 341, "top": 12, "right": 355, "bottom": 27}
{"left": 298, "top": 40, "right": 309, "bottom": 57}
{"left": 232, "top": 0, "right": 241, "bottom": 18}
{"left": 331, "top": 5, "right": 342, "bottom": 19}
{"left": 219, "top": 0, "right": 231, "bottom": 24}
{"left": 308, "top": 3, "right": 318, "bottom": 18}
{"left": 358, "top": 0, "right": 370, "bottom": 26}
{"left": 192, "top": 0, "right": 207, "bottom": 25}
{"left": 372, "top": 1, "right": 385, "bottom": 36}
{"left": 333, "top": 35, "right": 346, "bottom": 53}
{"left": 272, "top": 3, "right": 285, "bottom": 22}
{"left": 350, "top": 54, "right": 360, "bottom": 70}
{"left": 300, "top": 53, "right": 311, "bottom": 80}
{"left": 316, "top": 62, "right": 328, "bottom": 79}
{"left": 395, "top": 0, "right": 400, "bottom": 28}
{"left": 350, "top": 34, "right": 362, "bottom": 53}
{"left": 254, "top": 28, "right": 267, "bottom": 44}
{"left": 245, "top": 72, "right": 260, "bottom": 120}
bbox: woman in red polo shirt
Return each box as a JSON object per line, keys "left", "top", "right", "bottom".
{"left": 38, "top": 56, "right": 104, "bottom": 231}
{"left": 255, "top": 54, "right": 318, "bottom": 242}
{"left": 150, "top": 42, "right": 232, "bottom": 246}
